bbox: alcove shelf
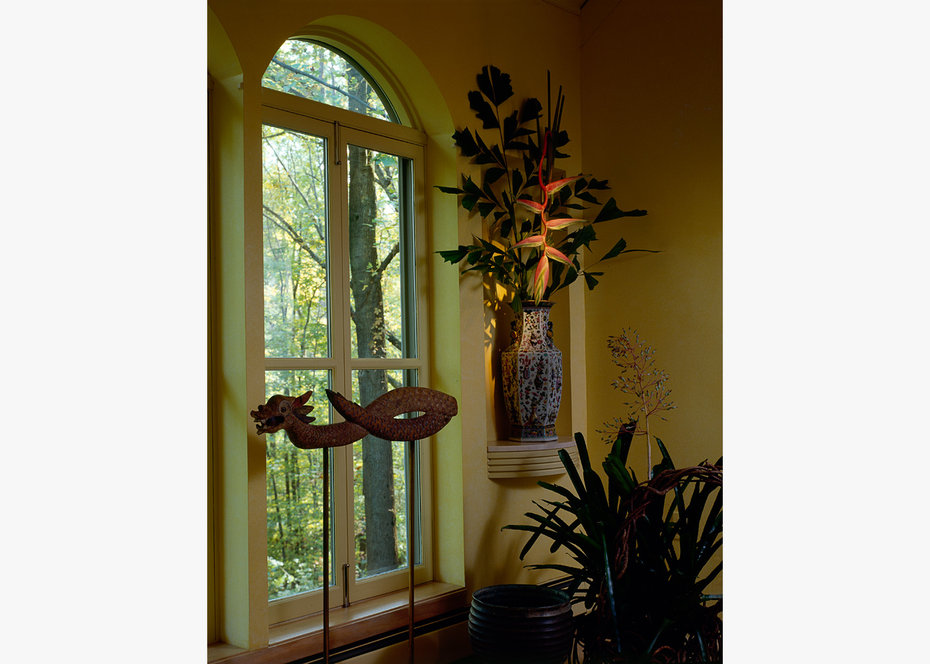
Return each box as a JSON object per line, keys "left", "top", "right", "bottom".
{"left": 486, "top": 437, "right": 578, "bottom": 479}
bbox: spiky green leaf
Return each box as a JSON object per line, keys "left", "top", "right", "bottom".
{"left": 594, "top": 197, "right": 648, "bottom": 223}
{"left": 476, "top": 64, "right": 513, "bottom": 106}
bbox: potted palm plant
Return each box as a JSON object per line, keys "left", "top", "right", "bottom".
{"left": 504, "top": 334, "right": 721, "bottom": 662}
{"left": 505, "top": 430, "right": 722, "bottom": 663}
{"left": 439, "top": 65, "right": 653, "bottom": 441}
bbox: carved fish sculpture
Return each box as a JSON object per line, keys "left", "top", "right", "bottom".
{"left": 250, "top": 386, "right": 458, "bottom": 448}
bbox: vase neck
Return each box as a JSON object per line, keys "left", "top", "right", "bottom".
{"left": 516, "top": 303, "right": 554, "bottom": 349}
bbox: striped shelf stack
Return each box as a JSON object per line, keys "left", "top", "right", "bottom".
{"left": 486, "top": 438, "right": 578, "bottom": 479}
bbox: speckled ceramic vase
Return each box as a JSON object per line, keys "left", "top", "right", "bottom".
{"left": 501, "top": 302, "right": 562, "bottom": 442}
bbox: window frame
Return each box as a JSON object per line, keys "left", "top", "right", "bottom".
{"left": 258, "top": 81, "right": 433, "bottom": 626}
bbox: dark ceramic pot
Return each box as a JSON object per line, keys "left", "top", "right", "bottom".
{"left": 468, "top": 584, "right": 573, "bottom": 664}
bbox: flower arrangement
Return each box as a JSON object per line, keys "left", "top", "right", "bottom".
{"left": 438, "top": 66, "right": 653, "bottom": 308}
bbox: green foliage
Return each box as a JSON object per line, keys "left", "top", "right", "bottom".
{"left": 438, "top": 66, "right": 654, "bottom": 306}
{"left": 260, "top": 39, "right": 415, "bottom": 601}
{"left": 504, "top": 430, "right": 722, "bottom": 663}
{"left": 262, "top": 39, "right": 393, "bottom": 121}
{"left": 264, "top": 369, "right": 414, "bottom": 600}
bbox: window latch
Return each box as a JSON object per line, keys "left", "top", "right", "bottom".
{"left": 342, "top": 563, "right": 350, "bottom": 607}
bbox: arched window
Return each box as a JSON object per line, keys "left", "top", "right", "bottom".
{"left": 262, "top": 39, "right": 395, "bottom": 122}
{"left": 258, "top": 38, "right": 430, "bottom": 625}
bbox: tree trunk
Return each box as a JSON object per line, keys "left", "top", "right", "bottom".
{"left": 347, "top": 74, "right": 399, "bottom": 575}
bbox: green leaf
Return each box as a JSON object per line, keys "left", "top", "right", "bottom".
{"left": 500, "top": 215, "right": 514, "bottom": 239}
{"left": 484, "top": 167, "right": 507, "bottom": 185}
{"left": 552, "top": 128, "right": 570, "bottom": 149}
{"left": 522, "top": 152, "right": 537, "bottom": 184}
{"left": 477, "top": 202, "right": 496, "bottom": 218}
{"left": 476, "top": 64, "right": 514, "bottom": 106}
{"left": 594, "top": 197, "right": 648, "bottom": 223}
{"left": 473, "top": 133, "right": 499, "bottom": 165}
{"left": 502, "top": 110, "right": 520, "bottom": 147}
{"left": 468, "top": 90, "right": 499, "bottom": 129}
{"left": 699, "top": 489, "right": 723, "bottom": 546}
{"left": 574, "top": 432, "right": 592, "bottom": 473}
{"left": 437, "top": 247, "right": 468, "bottom": 264}
{"left": 654, "top": 437, "right": 674, "bottom": 469}
{"left": 576, "top": 191, "right": 600, "bottom": 205}
{"left": 570, "top": 224, "right": 596, "bottom": 250}
{"left": 526, "top": 563, "right": 585, "bottom": 578}
{"left": 560, "top": 447, "right": 588, "bottom": 502}
{"left": 435, "top": 185, "right": 465, "bottom": 195}
{"left": 477, "top": 237, "right": 504, "bottom": 254}
{"left": 601, "top": 237, "right": 628, "bottom": 261}
{"left": 583, "top": 272, "right": 600, "bottom": 290}
{"left": 537, "top": 480, "right": 580, "bottom": 504}
{"left": 451, "top": 127, "right": 479, "bottom": 157}
{"left": 517, "top": 501, "right": 564, "bottom": 558}
{"left": 519, "top": 96, "right": 542, "bottom": 124}
{"left": 512, "top": 168, "right": 524, "bottom": 194}
{"left": 461, "top": 175, "right": 482, "bottom": 195}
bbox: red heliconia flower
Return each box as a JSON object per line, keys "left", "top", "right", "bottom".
{"left": 513, "top": 235, "right": 572, "bottom": 303}
{"left": 516, "top": 199, "right": 585, "bottom": 232}
{"left": 513, "top": 131, "right": 584, "bottom": 303}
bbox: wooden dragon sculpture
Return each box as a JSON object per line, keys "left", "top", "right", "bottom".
{"left": 251, "top": 385, "right": 456, "bottom": 664}
{"left": 250, "top": 386, "right": 458, "bottom": 446}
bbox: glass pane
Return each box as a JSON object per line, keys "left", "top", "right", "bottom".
{"left": 262, "top": 40, "right": 394, "bottom": 122}
{"left": 265, "top": 370, "right": 335, "bottom": 602}
{"left": 351, "top": 369, "right": 420, "bottom": 580}
{"left": 347, "top": 146, "right": 411, "bottom": 359}
{"left": 262, "top": 125, "right": 329, "bottom": 359}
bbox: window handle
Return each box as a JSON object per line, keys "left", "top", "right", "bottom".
{"left": 342, "top": 563, "right": 350, "bottom": 607}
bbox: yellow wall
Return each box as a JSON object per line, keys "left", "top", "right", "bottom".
{"left": 581, "top": 0, "right": 723, "bottom": 473}
{"left": 208, "top": 0, "right": 722, "bottom": 655}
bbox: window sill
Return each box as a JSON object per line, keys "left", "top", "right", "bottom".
{"left": 208, "top": 582, "right": 466, "bottom": 664}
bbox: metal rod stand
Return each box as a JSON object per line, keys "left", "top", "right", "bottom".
{"left": 407, "top": 439, "right": 415, "bottom": 664}
{"left": 323, "top": 449, "right": 330, "bottom": 664}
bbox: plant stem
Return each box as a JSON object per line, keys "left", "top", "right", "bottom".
{"left": 645, "top": 411, "right": 652, "bottom": 479}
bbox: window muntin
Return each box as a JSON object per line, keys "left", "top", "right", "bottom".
{"left": 260, "top": 42, "right": 430, "bottom": 625}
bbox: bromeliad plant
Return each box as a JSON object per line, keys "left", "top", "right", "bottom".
{"left": 504, "top": 429, "right": 722, "bottom": 663}
{"left": 438, "top": 66, "right": 653, "bottom": 308}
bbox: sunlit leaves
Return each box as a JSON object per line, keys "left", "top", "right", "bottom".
{"left": 262, "top": 39, "right": 393, "bottom": 122}
{"left": 261, "top": 41, "right": 413, "bottom": 603}
{"left": 436, "top": 66, "right": 651, "bottom": 305}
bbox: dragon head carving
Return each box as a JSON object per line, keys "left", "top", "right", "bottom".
{"left": 250, "top": 390, "right": 316, "bottom": 435}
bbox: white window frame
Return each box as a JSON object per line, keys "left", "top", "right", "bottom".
{"left": 258, "top": 83, "right": 433, "bottom": 626}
